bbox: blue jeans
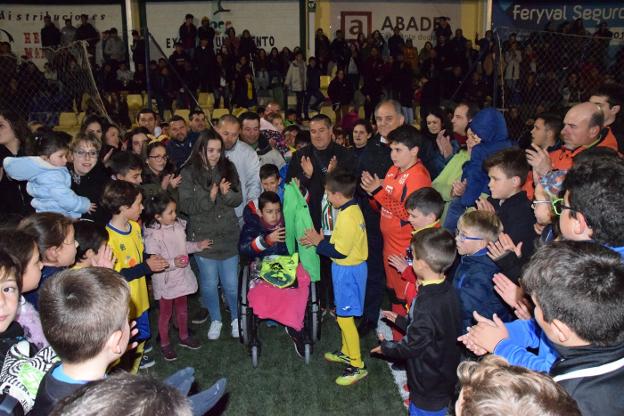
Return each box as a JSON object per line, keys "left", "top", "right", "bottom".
{"left": 195, "top": 255, "right": 239, "bottom": 322}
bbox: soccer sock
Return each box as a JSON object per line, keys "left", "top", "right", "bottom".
{"left": 337, "top": 316, "right": 363, "bottom": 368}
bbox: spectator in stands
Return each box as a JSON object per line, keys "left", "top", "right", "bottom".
{"left": 198, "top": 17, "right": 216, "bottom": 48}
{"left": 75, "top": 14, "right": 99, "bottom": 58}
{"left": 41, "top": 16, "right": 61, "bottom": 52}
{"left": 188, "top": 110, "right": 207, "bottom": 133}
{"left": 330, "top": 30, "right": 350, "bottom": 69}
{"left": 213, "top": 53, "right": 232, "bottom": 109}
{"left": 195, "top": 37, "right": 215, "bottom": 92}
{"left": 224, "top": 27, "right": 240, "bottom": 57}
{"left": 215, "top": 114, "right": 261, "bottom": 224}
{"left": 239, "top": 30, "right": 256, "bottom": 60}
{"left": 116, "top": 62, "right": 133, "bottom": 89}
{"left": 305, "top": 57, "right": 324, "bottom": 118}
{"left": 328, "top": 69, "right": 354, "bottom": 127}
{"left": 451, "top": 102, "right": 476, "bottom": 146}
{"left": 179, "top": 14, "right": 197, "bottom": 58}
{"left": 61, "top": 18, "right": 76, "bottom": 46}
{"left": 105, "top": 28, "right": 126, "bottom": 65}
{"left": 590, "top": 83, "right": 624, "bottom": 151}
{"left": 69, "top": 134, "right": 109, "bottom": 225}
{"left": 361, "top": 46, "right": 384, "bottom": 120}
{"left": 285, "top": 51, "right": 307, "bottom": 120}
{"left": 528, "top": 113, "right": 562, "bottom": 157}
{"left": 315, "top": 29, "right": 331, "bottom": 66}
{"left": 165, "top": 116, "right": 197, "bottom": 169}
{"left": 233, "top": 71, "right": 257, "bottom": 109}
{"left": 434, "top": 17, "right": 452, "bottom": 41}
{"left": 131, "top": 30, "right": 146, "bottom": 67}
{"left": 239, "top": 112, "right": 285, "bottom": 169}
{"left": 0, "top": 111, "right": 33, "bottom": 223}
{"left": 388, "top": 27, "right": 405, "bottom": 58}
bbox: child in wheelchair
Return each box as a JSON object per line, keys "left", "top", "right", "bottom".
{"left": 239, "top": 191, "right": 311, "bottom": 358}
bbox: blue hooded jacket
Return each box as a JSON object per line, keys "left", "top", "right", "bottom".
{"left": 453, "top": 248, "right": 513, "bottom": 331}
{"left": 3, "top": 156, "right": 90, "bottom": 218}
{"left": 460, "top": 108, "right": 512, "bottom": 207}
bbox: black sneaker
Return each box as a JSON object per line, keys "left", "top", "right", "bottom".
{"left": 285, "top": 327, "right": 305, "bottom": 358}
{"left": 139, "top": 353, "right": 156, "bottom": 370}
{"left": 143, "top": 340, "right": 153, "bottom": 353}
{"left": 191, "top": 308, "right": 209, "bottom": 324}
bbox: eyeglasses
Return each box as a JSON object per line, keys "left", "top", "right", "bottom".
{"left": 148, "top": 154, "right": 168, "bottom": 161}
{"left": 455, "top": 230, "right": 484, "bottom": 242}
{"left": 552, "top": 198, "right": 576, "bottom": 216}
{"left": 531, "top": 199, "right": 551, "bottom": 209}
{"left": 63, "top": 239, "right": 79, "bottom": 248}
{"left": 74, "top": 150, "right": 98, "bottom": 159}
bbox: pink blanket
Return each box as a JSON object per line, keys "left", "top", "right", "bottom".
{"left": 247, "top": 264, "right": 310, "bottom": 331}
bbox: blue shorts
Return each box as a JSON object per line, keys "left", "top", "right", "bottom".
{"left": 409, "top": 403, "right": 447, "bottom": 416}
{"left": 331, "top": 262, "right": 367, "bottom": 317}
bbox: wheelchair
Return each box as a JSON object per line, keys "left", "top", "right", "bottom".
{"left": 238, "top": 263, "right": 321, "bottom": 368}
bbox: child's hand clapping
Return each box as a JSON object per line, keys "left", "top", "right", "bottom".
{"left": 91, "top": 244, "right": 115, "bottom": 269}
{"left": 210, "top": 183, "right": 219, "bottom": 201}
{"left": 146, "top": 254, "right": 169, "bottom": 272}
{"left": 381, "top": 310, "right": 398, "bottom": 323}
{"left": 197, "top": 239, "right": 213, "bottom": 250}
{"left": 219, "top": 178, "right": 231, "bottom": 194}
{"left": 299, "top": 228, "right": 323, "bottom": 247}
{"left": 267, "top": 227, "right": 286, "bottom": 244}
{"left": 169, "top": 174, "right": 182, "bottom": 189}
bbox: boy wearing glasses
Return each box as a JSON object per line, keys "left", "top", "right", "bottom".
{"left": 453, "top": 210, "right": 512, "bottom": 331}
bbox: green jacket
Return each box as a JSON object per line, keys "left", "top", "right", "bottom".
{"left": 283, "top": 181, "right": 320, "bottom": 282}
{"left": 178, "top": 164, "right": 242, "bottom": 260}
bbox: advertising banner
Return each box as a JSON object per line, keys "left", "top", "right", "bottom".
{"left": 145, "top": 0, "right": 301, "bottom": 54}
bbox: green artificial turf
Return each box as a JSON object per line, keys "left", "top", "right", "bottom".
{"left": 146, "top": 295, "right": 404, "bottom": 416}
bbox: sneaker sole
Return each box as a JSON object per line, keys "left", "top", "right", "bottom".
{"left": 179, "top": 343, "right": 201, "bottom": 350}
{"left": 139, "top": 361, "right": 156, "bottom": 369}
{"left": 163, "top": 355, "right": 177, "bottom": 362}
{"left": 336, "top": 371, "right": 368, "bottom": 386}
{"left": 192, "top": 317, "right": 209, "bottom": 324}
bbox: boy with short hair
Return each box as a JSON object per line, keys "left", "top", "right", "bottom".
{"left": 360, "top": 125, "right": 431, "bottom": 340}
{"left": 31, "top": 267, "right": 227, "bottom": 415}
{"left": 522, "top": 241, "right": 624, "bottom": 415}
{"left": 481, "top": 148, "right": 536, "bottom": 260}
{"left": 107, "top": 151, "right": 144, "bottom": 185}
{"left": 387, "top": 187, "right": 444, "bottom": 306}
{"left": 454, "top": 210, "right": 512, "bottom": 330}
{"left": 301, "top": 170, "right": 368, "bottom": 385}
{"left": 31, "top": 267, "right": 132, "bottom": 414}
{"left": 242, "top": 164, "right": 285, "bottom": 226}
{"left": 100, "top": 181, "right": 168, "bottom": 371}
{"left": 239, "top": 191, "right": 287, "bottom": 259}
{"left": 372, "top": 228, "right": 462, "bottom": 416}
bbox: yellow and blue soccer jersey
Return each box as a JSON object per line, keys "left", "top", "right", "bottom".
{"left": 106, "top": 221, "right": 150, "bottom": 339}
{"left": 330, "top": 202, "right": 368, "bottom": 266}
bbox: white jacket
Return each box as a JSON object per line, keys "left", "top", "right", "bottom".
{"left": 225, "top": 140, "right": 261, "bottom": 221}
{"left": 285, "top": 61, "right": 306, "bottom": 92}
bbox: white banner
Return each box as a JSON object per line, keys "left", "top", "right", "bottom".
{"left": 0, "top": 4, "right": 123, "bottom": 68}
{"left": 329, "top": 1, "right": 463, "bottom": 49}
{"left": 145, "top": 0, "right": 300, "bottom": 55}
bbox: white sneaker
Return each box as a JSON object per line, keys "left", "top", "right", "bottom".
{"left": 231, "top": 319, "right": 240, "bottom": 338}
{"left": 207, "top": 321, "right": 222, "bottom": 340}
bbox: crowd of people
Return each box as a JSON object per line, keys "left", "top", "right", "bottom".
{"left": 0, "top": 10, "right": 622, "bottom": 416}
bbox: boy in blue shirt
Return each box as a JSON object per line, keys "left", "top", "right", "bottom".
{"left": 301, "top": 169, "right": 368, "bottom": 385}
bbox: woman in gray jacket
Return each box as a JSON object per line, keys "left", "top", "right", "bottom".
{"left": 179, "top": 130, "right": 242, "bottom": 340}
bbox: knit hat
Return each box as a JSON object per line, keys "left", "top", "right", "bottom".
{"left": 539, "top": 170, "right": 567, "bottom": 199}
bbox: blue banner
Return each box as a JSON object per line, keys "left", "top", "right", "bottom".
{"left": 492, "top": 1, "right": 624, "bottom": 38}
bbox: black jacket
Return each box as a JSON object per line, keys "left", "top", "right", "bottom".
{"left": 31, "top": 363, "right": 82, "bottom": 416}
{"left": 69, "top": 163, "right": 110, "bottom": 225}
{"left": 381, "top": 279, "right": 462, "bottom": 411}
{"left": 286, "top": 142, "right": 356, "bottom": 230}
{"left": 551, "top": 342, "right": 624, "bottom": 416}
{"left": 489, "top": 191, "right": 537, "bottom": 259}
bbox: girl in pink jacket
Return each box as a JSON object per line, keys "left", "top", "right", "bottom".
{"left": 143, "top": 192, "right": 212, "bottom": 361}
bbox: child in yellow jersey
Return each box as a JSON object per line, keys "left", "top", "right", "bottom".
{"left": 301, "top": 169, "right": 368, "bottom": 386}
{"left": 101, "top": 180, "right": 169, "bottom": 372}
